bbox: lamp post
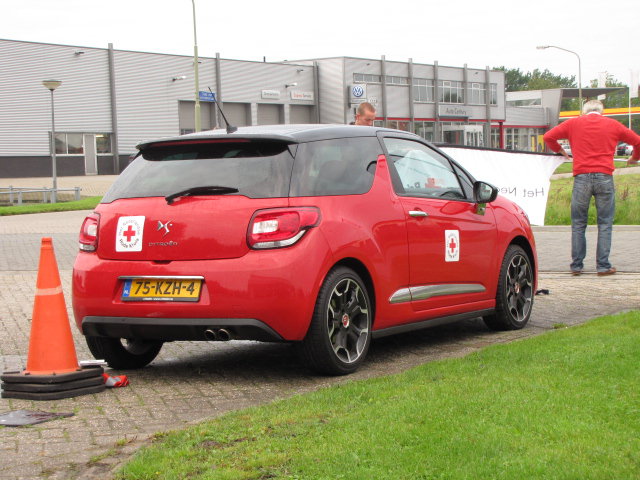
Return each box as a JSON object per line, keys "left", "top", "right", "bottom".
{"left": 191, "top": 0, "right": 201, "bottom": 132}
{"left": 537, "top": 45, "right": 582, "bottom": 113}
{"left": 42, "top": 80, "right": 62, "bottom": 203}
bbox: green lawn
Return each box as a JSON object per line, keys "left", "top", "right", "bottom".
{"left": 552, "top": 159, "right": 629, "bottom": 175}
{"left": 117, "top": 311, "right": 640, "bottom": 480}
{"left": 0, "top": 196, "right": 101, "bottom": 216}
{"left": 545, "top": 173, "right": 640, "bottom": 225}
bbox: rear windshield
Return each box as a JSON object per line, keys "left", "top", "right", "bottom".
{"left": 102, "top": 140, "right": 294, "bottom": 202}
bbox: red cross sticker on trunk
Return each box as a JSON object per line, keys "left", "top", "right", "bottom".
{"left": 116, "top": 216, "right": 145, "bottom": 252}
{"left": 122, "top": 225, "right": 137, "bottom": 242}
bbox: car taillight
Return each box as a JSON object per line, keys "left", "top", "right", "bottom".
{"left": 78, "top": 213, "right": 100, "bottom": 252}
{"left": 247, "top": 207, "right": 320, "bottom": 249}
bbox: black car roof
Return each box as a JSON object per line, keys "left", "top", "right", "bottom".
{"left": 137, "top": 124, "right": 418, "bottom": 150}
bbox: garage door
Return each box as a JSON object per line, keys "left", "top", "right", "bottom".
{"left": 257, "top": 104, "right": 283, "bottom": 125}
{"left": 221, "top": 102, "right": 250, "bottom": 127}
{"left": 290, "top": 105, "right": 314, "bottom": 124}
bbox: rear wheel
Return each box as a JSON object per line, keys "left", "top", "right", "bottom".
{"left": 86, "top": 336, "right": 163, "bottom": 369}
{"left": 300, "top": 267, "right": 372, "bottom": 375}
{"left": 483, "top": 245, "right": 534, "bottom": 331}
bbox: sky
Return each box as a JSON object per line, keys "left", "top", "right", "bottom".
{"left": 2, "top": 0, "right": 638, "bottom": 87}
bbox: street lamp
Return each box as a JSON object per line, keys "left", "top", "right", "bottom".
{"left": 191, "top": 0, "right": 201, "bottom": 132}
{"left": 537, "top": 45, "right": 582, "bottom": 113}
{"left": 42, "top": 79, "right": 62, "bottom": 203}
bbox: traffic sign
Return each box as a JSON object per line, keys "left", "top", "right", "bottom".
{"left": 198, "top": 91, "right": 216, "bottom": 102}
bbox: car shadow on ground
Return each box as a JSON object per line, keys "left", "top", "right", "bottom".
{"left": 131, "top": 318, "right": 496, "bottom": 384}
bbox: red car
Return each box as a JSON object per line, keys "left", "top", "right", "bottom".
{"left": 72, "top": 125, "right": 537, "bottom": 375}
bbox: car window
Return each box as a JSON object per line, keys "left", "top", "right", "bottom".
{"left": 102, "top": 140, "right": 294, "bottom": 202}
{"left": 289, "top": 137, "right": 381, "bottom": 197}
{"left": 383, "top": 138, "right": 465, "bottom": 199}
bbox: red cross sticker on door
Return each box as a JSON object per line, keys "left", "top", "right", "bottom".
{"left": 445, "top": 230, "right": 460, "bottom": 262}
{"left": 116, "top": 216, "right": 145, "bottom": 252}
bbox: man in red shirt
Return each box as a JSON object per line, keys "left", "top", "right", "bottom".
{"left": 544, "top": 99, "right": 640, "bottom": 276}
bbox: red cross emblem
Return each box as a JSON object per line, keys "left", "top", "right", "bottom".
{"left": 123, "top": 225, "right": 137, "bottom": 242}
{"left": 448, "top": 236, "right": 457, "bottom": 255}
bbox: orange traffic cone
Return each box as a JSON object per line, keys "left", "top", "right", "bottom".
{"left": 25, "top": 237, "right": 80, "bottom": 375}
{"left": 1, "top": 238, "right": 105, "bottom": 400}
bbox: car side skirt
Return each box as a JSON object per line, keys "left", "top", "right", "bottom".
{"left": 388, "top": 283, "right": 486, "bottom": 304}
{"left": 81, "top": 316, "right": 284, "bottom": 342}
{"left": 371, "top": 308, "right": 494, "bottom": 339}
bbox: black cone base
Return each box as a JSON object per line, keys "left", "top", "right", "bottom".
{"left": 1, "top": 366, "right": 106, "bottom": 400}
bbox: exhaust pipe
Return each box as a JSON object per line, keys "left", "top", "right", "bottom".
{"left": 204, "top": 329, "right": 218, "bottom": 341}
{"left": 217, "top": 328, "right": 231, "bottom": 341}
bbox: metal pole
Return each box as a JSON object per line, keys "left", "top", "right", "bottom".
{"left": 536, "top": 45, "right": 582, "bottom": 113}
{"left": 50, "top": 89, "right": 58, "bottom": 203}
{"left": 192, "top": 0, "right": 201, "bottom": 132}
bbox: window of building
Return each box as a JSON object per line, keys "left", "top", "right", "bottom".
{"left": 386, "top": 75, "right": 409, "bottom": 85}
{"left": 354, "top": 73, "right": 381, "bottom": 83}
{"left": 414, "top": 121, "right": 435, "bottom": 141}
{"left": 53, "top": 133, "right": 112, "bottom": 155}
{"left": 95, "top": 134, "right": 112, "bottom": 154}
{"left": 503, "top": 127, "right": 545, "bottom": 152}
{"left": 469, "top": 82, "right": 486, "bottom": 105}
{"left": 490, "top": 84, "right": 498, "bottom": 105}
{"left": 440, "top": 122, "right": 466, "bottom": 145}
{"left": 386, "top": 120, "right": 410, "bottom": 131}
{"left": 54, "top": 133, "right": 83, "bottom": 154}
{"left": 491, "top": 128, "right": 500, "bottom": 149}
{"left": 413, "top": 78, "right": 434, "bottom": 102}
{"left": 438, "top": 80, "right": 464, "bottom": 104}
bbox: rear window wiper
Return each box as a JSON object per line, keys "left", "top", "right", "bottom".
{"left": 165, "top": 185, "right": 239, "bottom": 205}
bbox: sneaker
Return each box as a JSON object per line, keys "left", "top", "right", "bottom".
{"left": 570, "top": 270, "right": 583, "bottom": 276}
{"left": 597, "top": 268, "right": 617, "bottom": 276}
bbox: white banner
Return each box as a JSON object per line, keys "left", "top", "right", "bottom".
{"left": 441, "top": 147, "right": 564, "bottom": 226}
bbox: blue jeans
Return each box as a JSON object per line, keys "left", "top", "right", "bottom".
{"left": 571, "top": 173, "right": 615, "bottom": 273}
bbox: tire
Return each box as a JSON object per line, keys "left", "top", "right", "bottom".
{"left": 483, "top": 245, "right": 534, "bottom": 331}
{"left": 86, "top": 336, "right": 163, "bottom": 369}
{"left": 299, "top": 267, "right": 372, "bottom": 375}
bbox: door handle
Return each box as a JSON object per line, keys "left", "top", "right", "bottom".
{"left": 408, "top": 210, "right": 428, "bottom": 217}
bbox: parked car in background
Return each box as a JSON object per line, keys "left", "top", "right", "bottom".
{"left": 617, "top": 142, "right": 633, "bottom": 156}
{"left": 72, "top": 124, "right": 537, "bottom": 375}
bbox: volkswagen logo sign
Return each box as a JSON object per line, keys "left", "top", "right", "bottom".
{"left": 352, "top": 85, "right": 365, "bottom": 98}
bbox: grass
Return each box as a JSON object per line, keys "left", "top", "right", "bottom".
{"left": 116, "top": 311, "right": 640, "bottom": 480}
{"left": 545, "top": 173, "right": 640, "bottom": 225}
{"left": 0, "top": 196, "right": 101, "bottom": 216}
{"left": 552, "top": 159, "right": 629, "bottom": 175}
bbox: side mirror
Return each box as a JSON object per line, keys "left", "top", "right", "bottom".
{"left": 473, "top": 181, "right": 498, "bottom": 204}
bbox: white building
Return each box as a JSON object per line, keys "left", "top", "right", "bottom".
{"left": 1, "top": 38, "right": 547, "bottom": 178}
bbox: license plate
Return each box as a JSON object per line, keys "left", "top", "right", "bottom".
{"left": 121, "top": 277, "right": 202, "bottom": 302}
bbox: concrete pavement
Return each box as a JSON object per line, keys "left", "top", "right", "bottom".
{"left": 1, "top": 175, "right": 639, "bottom": 480}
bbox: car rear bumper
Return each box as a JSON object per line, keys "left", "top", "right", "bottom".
{"left": 81, "top": 316, "right": 284, "bottom": 342}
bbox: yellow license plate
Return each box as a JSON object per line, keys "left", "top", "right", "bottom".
{"left": 122, "top": 277, "right": 202, "bottom": 302}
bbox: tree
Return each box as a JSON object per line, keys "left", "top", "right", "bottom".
{"left": 494, "top": 66, "right": 575, "bottom": 92}
{"left": 588, "top": 73, "right": 639, "bottom": 132}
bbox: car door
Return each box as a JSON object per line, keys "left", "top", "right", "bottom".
{"left": 382, "top": 136, "right": 497, "bottom": 311}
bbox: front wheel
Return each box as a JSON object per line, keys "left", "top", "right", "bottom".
{"left": 299, "top": 267, "right": 372, "bottom": 375}
{"left": 86, "top": 336, "right": 163, "bottom": 369}
{"left": 483, "top": 245, "right": 534, "bottom": 331}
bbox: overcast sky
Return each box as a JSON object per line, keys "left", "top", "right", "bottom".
{"left": 2, "top": 0, "right": 638, "bottom": 87}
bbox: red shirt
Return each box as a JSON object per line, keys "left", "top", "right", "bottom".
{"left": 543, "top": 112, "right": 640, "bottom": 175}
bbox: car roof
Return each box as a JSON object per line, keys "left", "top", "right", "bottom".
{"left": 137, "top": 124, "right": 418, "bottom": 149}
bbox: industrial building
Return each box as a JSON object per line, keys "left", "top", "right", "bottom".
{"left": 0, "top": 38, "right": 570, "bottom": 178}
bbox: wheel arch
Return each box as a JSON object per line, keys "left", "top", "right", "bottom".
{"left": 508, "top": 235, "right": 537, "bottom": 278}
{"left": 331, "top": 257, "right": 376, "bottom": 323}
